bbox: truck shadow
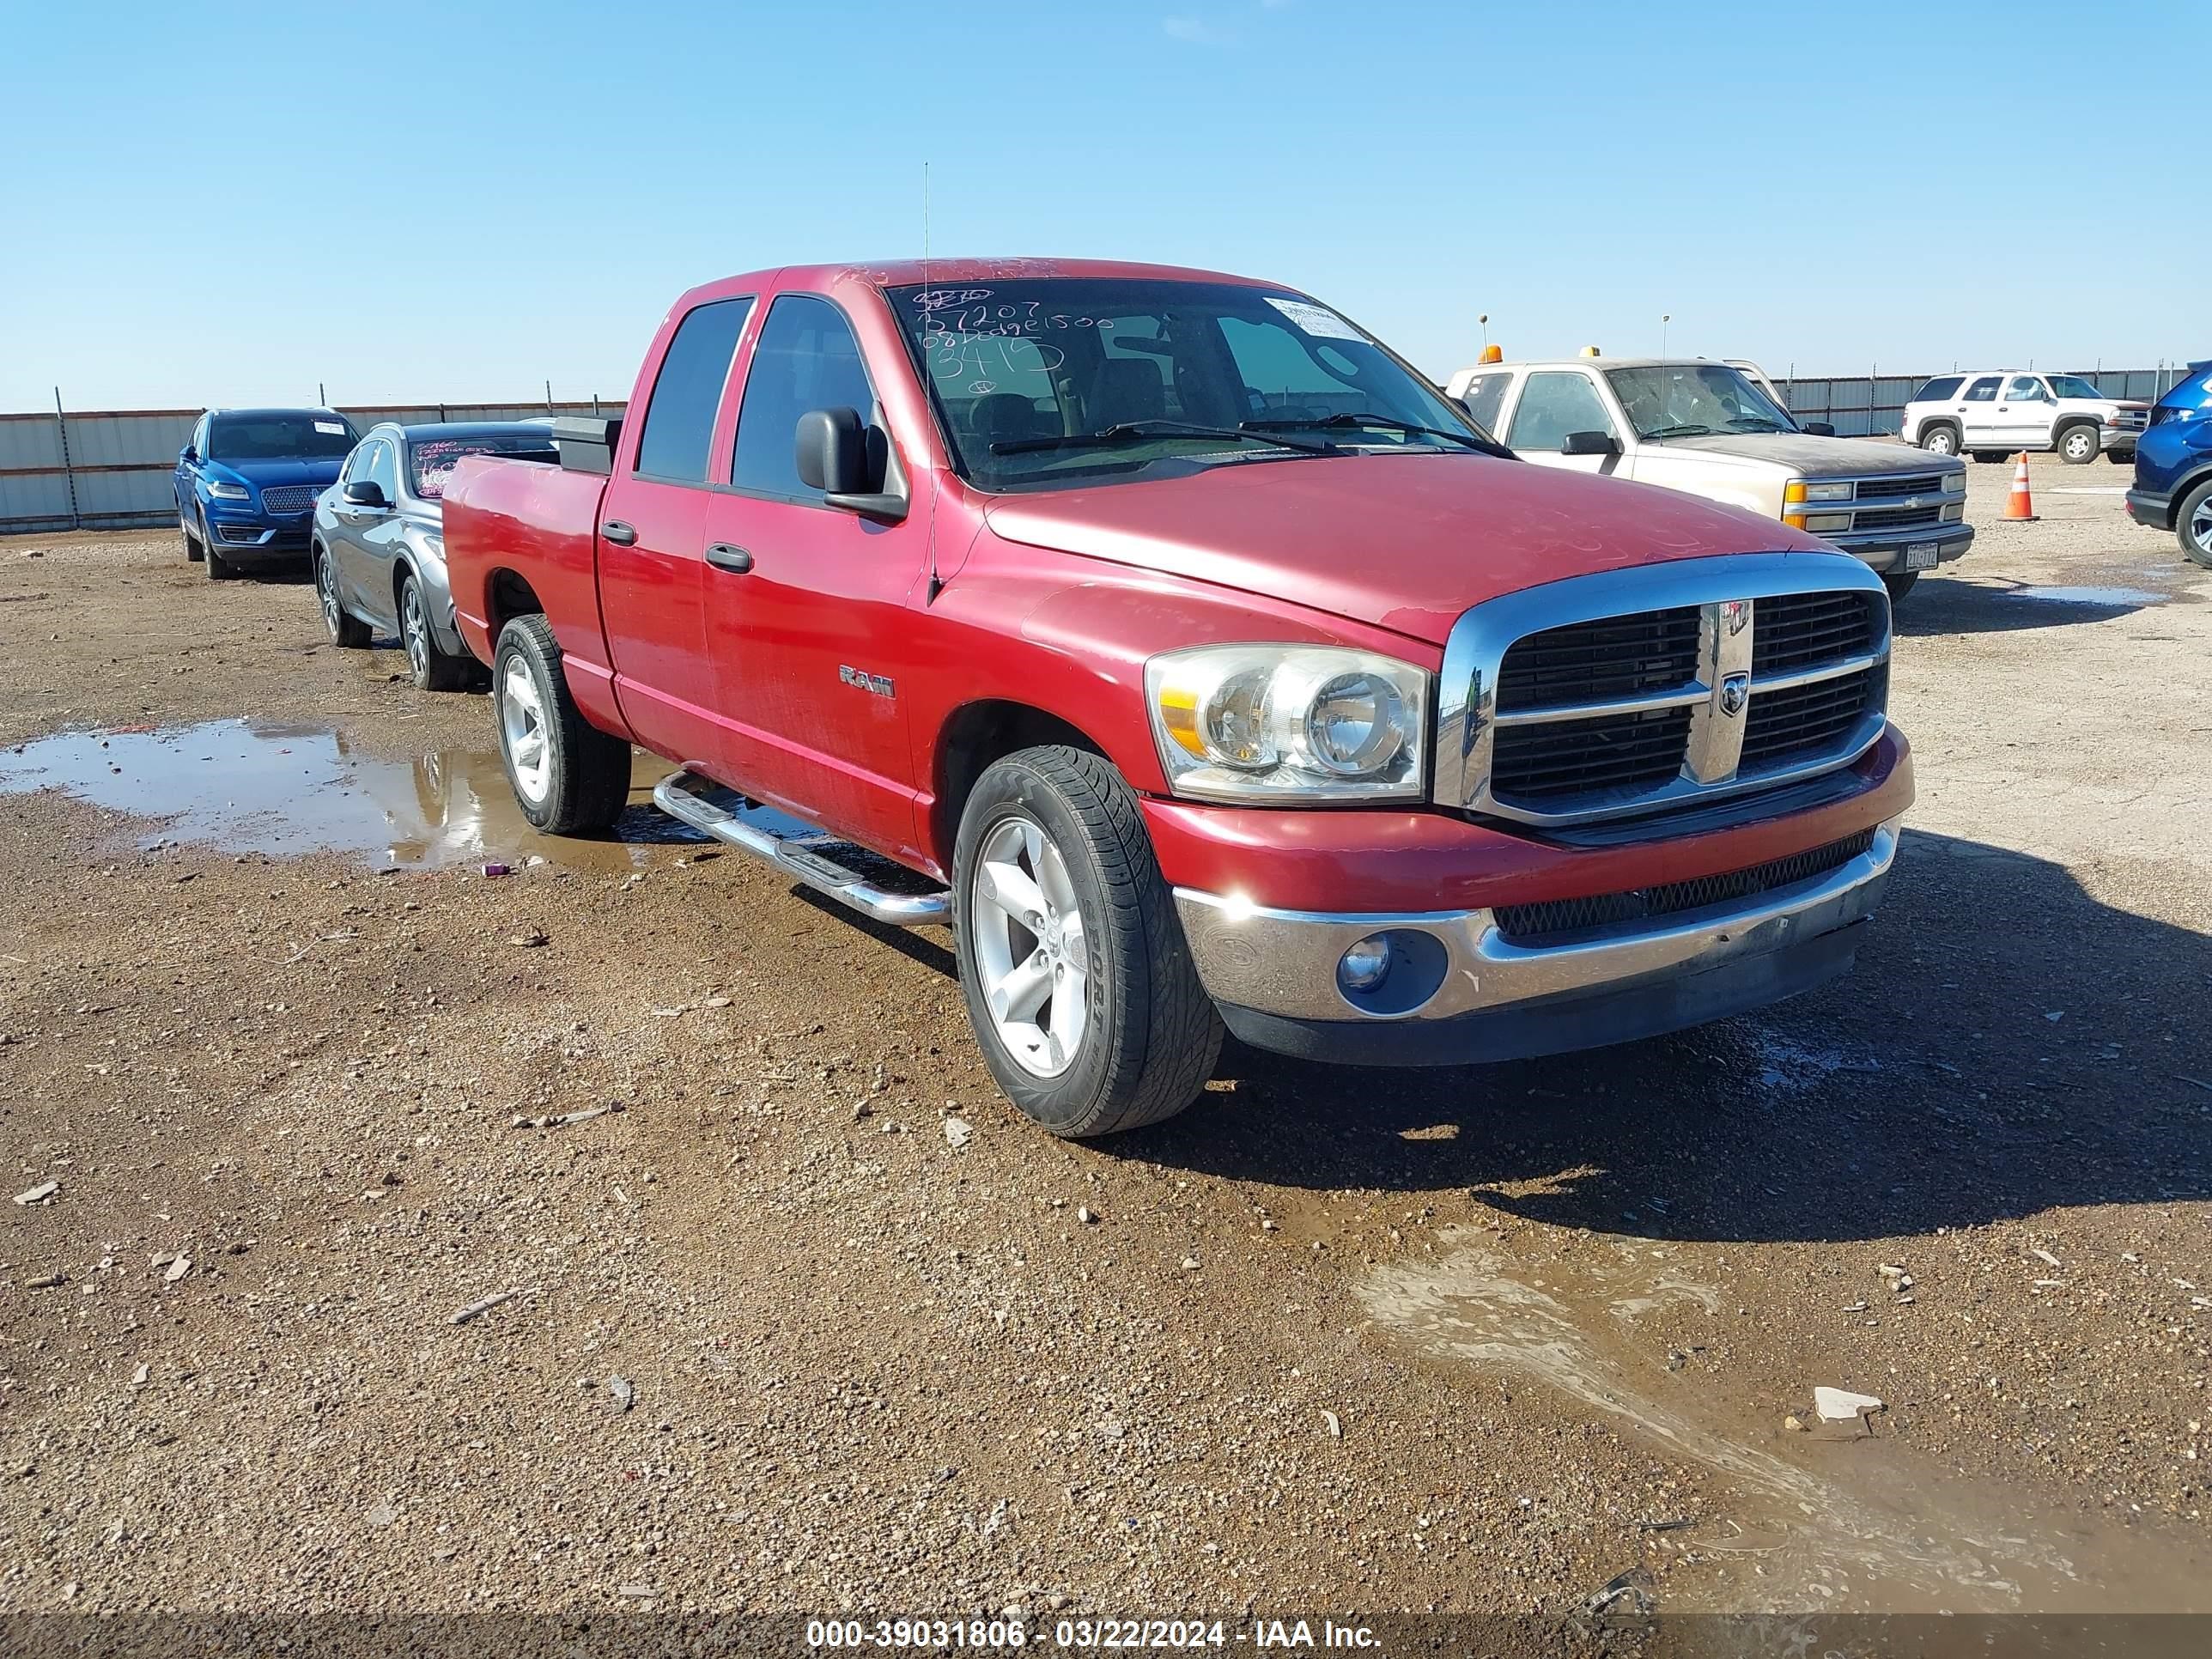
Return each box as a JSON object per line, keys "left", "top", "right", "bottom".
{"left": 1121, "top": 830, "right": 2212, "bottom": 1244}
{"left": 1893, "top": 574, "right": 2180, "bottom": 637}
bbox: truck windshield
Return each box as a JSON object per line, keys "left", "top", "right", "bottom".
{"left": 408, "top": 433, "right": 558, "bottom": 500}
{"left": 2046, "top": 375, "right": 2104, "bottom": 400}
{"left": 885, "top": 279, "right": 1488, "bottom": 491}
{"left": 1604, "top": 364, "right": 1799, "bottom": 441}
{"left": 205, "top": 416, "right": 358, "bottom": 461}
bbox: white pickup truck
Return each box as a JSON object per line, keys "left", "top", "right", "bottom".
{"left": 1446, "top": 356, "right": 1972, "bottom": 600}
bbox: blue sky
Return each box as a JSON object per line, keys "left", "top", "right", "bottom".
{"left": 2, "top": 0, "right": 2203, "bottom": 410}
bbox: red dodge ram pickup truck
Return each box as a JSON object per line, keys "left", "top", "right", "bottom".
{"left": 443, "top": 258, "right": 1912, "bottom": 1136}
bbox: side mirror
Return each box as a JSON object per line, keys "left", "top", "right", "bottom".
{"left": 1802, "top": 421, "right": 1837, "bottom": 437}
{"left": 1561, "top": 429, "right": 1620, "bottom": 457}
{"left": 795, "top": 407, "right": 907, "bottom": 520}
{"left": 343, "top": 480, "right": 389, "bottom": 509}
{"left": 180, "top": 447, "right": 198, "bottom": 465}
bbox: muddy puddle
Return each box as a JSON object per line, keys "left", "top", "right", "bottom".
{"left": 0, "top": 719, "right": 701, "bottom": 871}
{"left": 1359, "top": 1229, "right": 2212, "bottom": 1622}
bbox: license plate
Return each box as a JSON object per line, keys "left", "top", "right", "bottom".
{"left": 1903, "top": 544, "right": 1939, "bottom": 572}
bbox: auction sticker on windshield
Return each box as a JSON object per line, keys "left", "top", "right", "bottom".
{"left": 1264, "top": 297, "right": 1364, "bottom": 341}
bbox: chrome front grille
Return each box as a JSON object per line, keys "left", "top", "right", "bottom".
{"left": 1434, "top": 554, "right": 1892, "bottom": 828}
{"left": 260, "top": 485, "right": 319, "bottom": 514}
{"left": 1852, "top": 473, "right": 1945, "bottom": 501}
{"left": 1850, "top": 503, "right": 1942, "bottom": 531}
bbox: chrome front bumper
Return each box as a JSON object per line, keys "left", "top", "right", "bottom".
{"left": 1175, "top": 818, "right": 1900, "bottom": 1066}
{"left": 1827, "top": 520, "right": 1973, "bottom": 574}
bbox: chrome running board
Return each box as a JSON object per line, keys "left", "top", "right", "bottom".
{"left": 652, "top": 770, "right": 950, "bottom": 927}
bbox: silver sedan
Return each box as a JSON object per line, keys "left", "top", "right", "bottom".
{"left": 311, "top": 422, "right": 555, "bottom": 690}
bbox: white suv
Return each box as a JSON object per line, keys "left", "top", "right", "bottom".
{"left": 1900, "top": 371, "right": 2148, "bottom": 465}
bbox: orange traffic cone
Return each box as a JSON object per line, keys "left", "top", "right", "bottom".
{"left": 2004, "top": 452, "right": 2037, "bottom": 521}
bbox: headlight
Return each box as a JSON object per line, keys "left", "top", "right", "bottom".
{"left": 205, "top": 481, "right": 250, "bottom": 501}
{"left": 1782, "top": 480, "right": 1853, "bottom": 505}
{"left": 1941, "top": 471, "right": 1966, "bottom": 494}
{"left": 1146, "top": 645, "right": 1429, "bottom": 802}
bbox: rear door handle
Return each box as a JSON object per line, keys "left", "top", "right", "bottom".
{"left": 706, "top": 543, "right": 754, "bottom": 574}
{"left": 602, "top": 520, "right": 638, "bottom": 546}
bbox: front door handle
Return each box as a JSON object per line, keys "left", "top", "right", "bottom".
{"left": 602, "top": 520, "right": 638, "bottom": 546}
{"left": 706, "top": 543, "right": 754, "bottom": 574}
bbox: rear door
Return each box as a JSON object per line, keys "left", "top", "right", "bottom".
{"left": 1959, "top": 375, "right": 2005, "bottom": 447}
{"left": 698, "top": 289, "right": 927, "bottom": 856}
{"left": 596, "top": 295, "right": 755, "bottom": 766}
{"left": 1503, "top": 369, "right": 1624, "bottom": 474}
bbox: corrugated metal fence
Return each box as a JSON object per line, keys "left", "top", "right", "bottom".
{"left": 0, "top": 398, "right": 628, "bottom": 535}
{"left": 1769, "top": 364, "right": 2193, "bottom": 440}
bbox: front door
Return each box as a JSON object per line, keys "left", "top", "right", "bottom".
{"left": 1958, "top": 375, "right": 2005, "bottom": 447}
{"left": 329, "top": 437, "right": 406, "bottom": 625}
{"left": 1996, "top": 374, "right": 2051, "bottom": 450}
{"left": 699, "top": 291, "right": 928, "bottom": 860}
{"left": 594, "top": 295, "right": 754, "bottom": 767}
{"left": 1504, "top": 369, "right": 1625, "bottom": 475}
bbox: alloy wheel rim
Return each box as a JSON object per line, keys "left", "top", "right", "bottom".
{"left": 2191, "top": 497, "right": 2212, "bottom": 556}
{"left": 318, "top": 554, "right": 341, "bottom": 636}
{"left": 969, "top": 815, "right": 1088, "bottom": 1079}
{"left": 500, "top": 661, "right": 552, "bottom": 804}
{"left": 404, "top": 586, "right": 428, "bottom": 681}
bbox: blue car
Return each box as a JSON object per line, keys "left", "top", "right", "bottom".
{"left": 2126, "top": 362, "right": 2212, "bottom": 568}
{"left": 175, "top": 408, "right": 360, "bottom": 580}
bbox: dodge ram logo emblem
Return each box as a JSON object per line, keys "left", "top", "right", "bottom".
{"left": 1719, "top": 672, "right": 1750, "bottom": 716}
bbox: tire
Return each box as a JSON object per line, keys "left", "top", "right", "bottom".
{"left": 1917, "top": 424, "right": 1960, "bottom": 457}
{"left": 2057, "top": 424, "right": 2098, "bottom": 465}
{"left": 203, "top": 514, "right": 238, "bottom": 581}
{"left": 951, "top": 744, "right": 1222, "bottom": 1138}
{"left": 180, "top": 507, "right": 204, "bottom": 563}
{"left": 491, "top": 613, "right": 630, "bottom": 833}
{"left": 400, "top": 570, "right": 471, "bottom": 691}
{"left": 1971, "top": 450, "right": 2006, "bottom": 464}
{"left": 1881, "top": 570, "right": 1920, "bottom": 604}
{"left": 2177, "top": 477, "right": 2212, "bottom": 572}
{"left": 315, "top": 544, "right": 371, "bottom": 647}
{"left": 2108, "top": 448, "right": 2131, "bottom": 465}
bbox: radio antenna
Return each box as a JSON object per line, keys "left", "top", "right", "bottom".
{"left": 921, "top": 161, "right": 944, "bottom": 605}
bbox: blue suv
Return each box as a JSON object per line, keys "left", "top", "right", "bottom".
{"left": 2126, "top": 362, "right": 2212, "bottom": 568}
{"left": 175, "top": 408, "right": 359, "bottom": 580}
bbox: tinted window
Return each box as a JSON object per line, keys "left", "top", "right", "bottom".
{"left": 1506, "top": 372, "right": 1617, "bottom": 451}
{"left": 2004, "top": 374, "right": 2045, "bottom": 403}
{"left": 1457, "top": 373, "right": 1510, "bottom": 432}
{"left": 1963, "top": 377, "right": 2002, "bottom": 403}
{"left": 1913, "top": 376, "right": 1963, "bottom": 402}
{"left": 731, "top": 295, "right": 876, "bottom": 501}
{"left": 206, "top": 414, "right": 356, "bottom": 460}
{"left": 408, "top": 432, "right": 556, "bottom": 499}
{"left": 634, "top": 297, "right": 753, "bottom": 482}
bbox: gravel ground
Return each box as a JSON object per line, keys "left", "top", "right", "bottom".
{"left": 1, "top": 458, "right": 2207, "bottom": 1631}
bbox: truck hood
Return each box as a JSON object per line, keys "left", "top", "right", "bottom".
{"left": 1657, "top": 432, "right": 1956, "bottom": 477}
{"left": 981, "top": 454, "right": 1830, "bottom": 647}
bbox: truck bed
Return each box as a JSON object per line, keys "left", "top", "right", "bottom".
{"left": 441, "top": 452, "right": 611, "bottom": 688}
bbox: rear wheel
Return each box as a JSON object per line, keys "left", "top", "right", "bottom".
{"left": 316, "top": 544, "right": 370, "bottom": 647}
{"left": 492, "top": 613, "right": 630, "bottom": 833}
{"left": 951, "top": 744, "right": 1221, "bottom": 1138}
{"left": 203, "top": 514, "right": 238, "bottom": 581}
{"left": 1881, "top": 570, "right": 1920, "bottom": 604}
{"left": 399, "top": 571, "right": 471, "bottom": 691}
{"left": 2058, "top": 424, "right": 2098, "bottom": 465}
{"left": 2178, "top": 478, "right": 2212, "bottom": 571}
{"left": 1917, "top": 425, "right": 1960, "bottom": 457}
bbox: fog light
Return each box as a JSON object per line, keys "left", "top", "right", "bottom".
{"left": 1338, "top": 934, "right": 1392, "bottom": 992}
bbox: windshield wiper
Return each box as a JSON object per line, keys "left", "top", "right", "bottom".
{"left": 1724, "top": 416, "right": 1792, "bottom": 432}
{"left": 991, "top": 420, "right": 1337, "bottom": 457}
{"left": 1241, "top": 411, "right": 1509, "bottom": 457}
{"left": 1639, "top": 422, "right": 1717, "bottom": 440}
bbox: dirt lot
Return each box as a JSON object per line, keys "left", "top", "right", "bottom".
{"left": 2, "top": 459, "right": 2208, "bottom": 1637}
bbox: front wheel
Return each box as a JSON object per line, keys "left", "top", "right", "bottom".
{"left": 2177, "top": 478, "right": 2212, "bottom": 571}
{"left": 1881, "top": 570, "right": 1920, "bottom": 604}
{"left": 952, "top": 744, "right": 1221, "bottom": 1137}
{"left": 203, "top": 514, "right": 238, "bottom": 581}
{"left": 1917, "top": 425, "right": 1959, "bottom": 457}
{"left": 400, "top": 571, "right": 472, "bottom": 691}
{"left": 316, "top": 544, "right": 371, "bottom": 647}
{"left": 491, "top": 613, "right": 631, "bottom": 833}
{"left": 2058, "top": 425, "right": 2098, "bottom": 465}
